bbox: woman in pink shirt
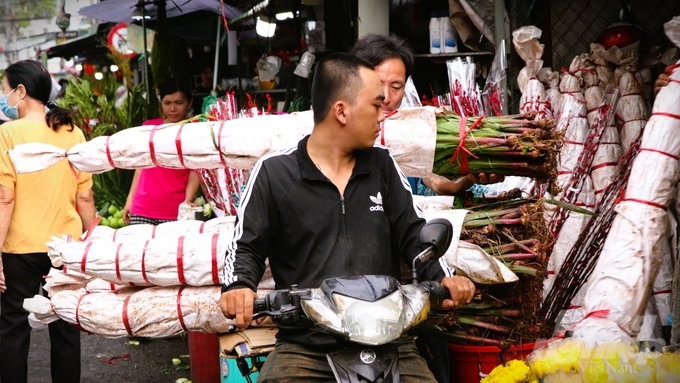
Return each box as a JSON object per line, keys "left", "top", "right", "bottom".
{"left": 122, "top": 78, "right": 200, "bottom": 225}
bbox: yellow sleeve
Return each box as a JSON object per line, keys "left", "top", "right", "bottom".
{"left": 0, "top": 127, "right": 16, "bottom": 191}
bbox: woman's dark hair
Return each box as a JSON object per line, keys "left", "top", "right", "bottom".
{"left": 350, "top": 34, "right": 414, "bottom": 79}
{"left": 157, "top": 78, "right": 192, "bottom": 102}
{"left": 4, "top": 60, "right": 73, "bottom": 131}
{"left": 311, "top": 53, "right": 374, "bottom": 124}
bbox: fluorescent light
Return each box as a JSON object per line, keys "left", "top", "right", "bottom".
{"left": 94, "top": 72, "right": 103, "bottom": 80}
{"left": 256, "top": 16, "right": 276, "bottom": 37}
{"left": 276, "top": 12, "right": 294, "bottom": 20}
{"left": 110, "top": 64, "right": 119, "bottom": 72}
{"left": 131, "top": 8, "right": 150, "bottom": 20}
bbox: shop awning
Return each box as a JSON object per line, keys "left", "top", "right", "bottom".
{"left": 78, "top": 0, "right": 244, "bottom": 24}
{"left": 45, "top": 34, "right": 108, "bottom": 59}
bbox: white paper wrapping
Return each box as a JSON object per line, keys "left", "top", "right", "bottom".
{"left": 616, "top": 72, "right": 648, "bottom": 152}
{"left": 590, "top": 127, "right": 621, "bottom": 204}
{"left": 44, "top": 286, "right": 273, "bottom": 338}
{"left": 48, "top": 232, "right": 232, "bottom": 287}
{"left": 573, "top": 62, "right": 680, "bottom": 341}
{"left": 421, "top": 204, "right": 518, "bottom": 284}
{"left": 83, "top": 216, "right": 235, "bottom": 242}
{"left": 652, "top": 236, "right": 674, "bottom": 327}
{"left": 8, "top": 107, "right": 438, "bottom": 178}
{"left": 584, "top": 81, "right": 619, "bottom": 206}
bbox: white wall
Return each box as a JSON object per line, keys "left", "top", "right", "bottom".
{"left": 357, "top": 0, "right": 389, "bottom": 38}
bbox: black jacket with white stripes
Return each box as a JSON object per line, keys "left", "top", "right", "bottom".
{"left": 222, "top": 135, "right": 455, "bottom": 348}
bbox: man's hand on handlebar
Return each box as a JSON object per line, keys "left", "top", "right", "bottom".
{"left": 440, "top": 275, "right": 475, "bottom": 310}
{"left": 220, "top": 288, "right": 258, "bottom": 331}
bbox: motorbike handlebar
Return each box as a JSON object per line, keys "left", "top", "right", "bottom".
{"left": 253, "top": 297, "right": 267, "bottom": 313}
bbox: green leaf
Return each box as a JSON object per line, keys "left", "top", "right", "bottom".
{"left": 544, "top": 199, "right": 597, "bottom": 216}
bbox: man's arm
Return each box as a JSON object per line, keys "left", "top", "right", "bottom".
{"left": 382, "top": 151, "right": 474, "bottom": 307}
{"left": 422, "top": 173, "right": 505, "bottom": 195}
{"left": 220, "top": 160, "right": 276, "bottom": 330}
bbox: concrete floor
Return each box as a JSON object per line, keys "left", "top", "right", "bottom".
{"left": 15, "top": 325, "right": 193, "bottom": 383}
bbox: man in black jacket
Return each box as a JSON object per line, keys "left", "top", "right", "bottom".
{"left": 219, "top": 53, "right": 474, "bottom": 382}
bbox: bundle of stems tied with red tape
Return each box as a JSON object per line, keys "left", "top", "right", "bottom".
{"left": 416, "top": 196, "right": 553, "bottom": 347}
{"left": 433, "top": 111, "right": 560, "bottom": 182}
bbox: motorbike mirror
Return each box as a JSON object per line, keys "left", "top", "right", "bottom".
{"left": 419, "top": 218, "right": 453, "bottom": 260}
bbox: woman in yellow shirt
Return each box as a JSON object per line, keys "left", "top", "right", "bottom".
{"left": 0, "top": 60, "right": 94, "bottom": 383}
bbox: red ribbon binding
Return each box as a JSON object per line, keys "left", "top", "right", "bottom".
{"left": 211, "top": 233, "right": 220, "bottom": 285}
{"left": 556, "top": 309, "right": 610, "bottom": 338}
{"left": 114, "top": 243, "right": 124, "bottom": 281}
{"left": 75, "top": 291, "right": 90, "bottom": 332}
{"left": 177, "top": 287, "right": 188, "bottom": 332}
{"left": 141, "top": 240, "right": 150, "bottom": 284}
{"left": 175, "top": 124, "right": 187, "bottom": 168}
{"left": 177, "top": 236, "right": 186, "bottom": 284}
{"left": 80, "top": 242, "right": 94, "bottom": 273}
{"left": 638, "top": 148, "right": 680, "bottom": 161}
{"left": 105, "top": 136, "right": 115, "bottom": 168}
{"left": 122, "top": 296, "right": 133, "bottom": 335}
{"left": 448, "top": 116, "right": 483, "bottom": 175}
{"left": 149, "top": 125, "right": 160, "bottom": 167}
{"left": 623, "top": 198, "right": 667, "bottom": 210}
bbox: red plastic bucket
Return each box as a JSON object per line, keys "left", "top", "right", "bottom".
{"left": 188, "top": 332, "right": 221, "bottom": 383}
{"left": 447, "top": 340, "right": 550, "bottom": 383}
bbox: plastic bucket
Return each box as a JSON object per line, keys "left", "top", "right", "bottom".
{"left": 448, "top": 340, "right": 550, "bottom": 383}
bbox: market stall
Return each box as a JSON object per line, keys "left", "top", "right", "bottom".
{"left": 14, "top": 1, "right": 680, "bottom": 382}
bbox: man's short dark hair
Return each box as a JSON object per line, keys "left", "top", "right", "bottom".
{"left": 350, "top": 34, "right": 414, "bottom": 79}
{"left": 311, "top": 53, "right": 375, "bottom": 124}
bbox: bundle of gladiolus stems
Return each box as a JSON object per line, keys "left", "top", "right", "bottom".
{"left": 416, "top": 196, "right": 553, "bottom": 348}
{"left": 433, "top": 112, "right": 560, "bottom": 181}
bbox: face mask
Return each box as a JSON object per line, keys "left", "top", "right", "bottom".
{"left": 0, "top": 89, "right": 20, "bottom": 120}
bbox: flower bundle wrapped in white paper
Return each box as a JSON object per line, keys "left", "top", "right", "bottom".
{"left": 537, "top": 68, "right": 561, "bottom": 116}
{"left": 616, "top": 70, "right": 648, "bottom": 153}
{"left": 48, "top": 232, "right": 231, "bottom": 287}
{"left": 8, "top": 108, "right": 438, "bottom": 178}
{"left": 83, "top": 216, "right": 235, "bottom": 242}
{"left": 572, "top": 26, "right": 680, "bottom": 342}
{"left": 543, "top": 55, "right": 596, "bottom": 310}
{"left": 513, "top": 26, "right": 550, "bottom": 118}
{"left": 34, "top": 286, "right": 274, "bottom": 338}
{"left": 584, "top": 71, "right": 622, "bottom": 205}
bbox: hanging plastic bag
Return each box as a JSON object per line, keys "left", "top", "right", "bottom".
{"left": 482, "top": 40, "right": 507, "bottom": 116}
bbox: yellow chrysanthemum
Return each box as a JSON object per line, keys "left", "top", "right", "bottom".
{"left": 528, "top": 339, "right": 584, "bottom": 377}
{"left": 481, "top": 360, "right": 532, "bottom": 383}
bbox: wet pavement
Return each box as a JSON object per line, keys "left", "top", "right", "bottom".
{"left": 22, "top": 326, "right": 192, "bottom": 383}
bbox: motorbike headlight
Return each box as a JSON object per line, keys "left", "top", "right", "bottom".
{"left": 300, "top": 289, "right": 345, "bottom": 335}
{"left": 331, "top": 291, "right": 404, "bottom": 345}
{"left": 299, "top": 283, "right": 432, "bottom": 346}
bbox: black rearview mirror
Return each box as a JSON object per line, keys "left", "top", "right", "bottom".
{"left": 419, "top": 218, "right": 453, "bottom": 260}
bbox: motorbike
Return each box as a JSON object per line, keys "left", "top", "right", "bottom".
{"left": 251, "top": 218, "right": 454, "bottom": 383}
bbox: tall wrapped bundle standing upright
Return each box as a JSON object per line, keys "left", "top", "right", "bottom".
{"left": 584, "top": 69, "right": 622, "bottom": 205}
{"left": 538, "top": 68, "right": 561, "bottom": 116}
{"left": 542, "top": 55, "right": 596, "bottom": 307}
{"left": 616, "top": 71, "right": 648, "bottom": 153}
{"left": 513, "top": 26, "right": 550, "bottom": 118}
{"left": 572, "top": 56, "right": 680, "bottom": 343}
